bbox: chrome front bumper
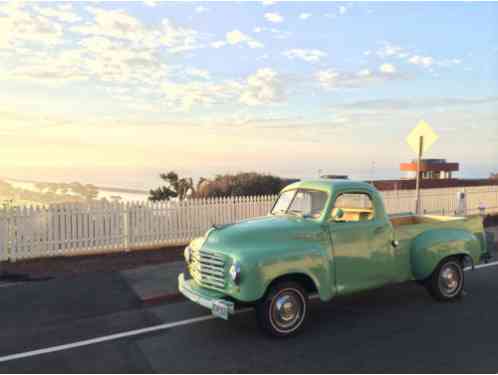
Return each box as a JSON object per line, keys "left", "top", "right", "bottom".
{"left": 178, "top": 273, "right": 235, "bottom": 319}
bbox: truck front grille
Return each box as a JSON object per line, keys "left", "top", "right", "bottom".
{"left": 190, "top": 249, "right": 226, "bottom": 290}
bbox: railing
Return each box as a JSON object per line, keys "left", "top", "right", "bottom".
{"left": 0, "top": 185, "right": 497, "bottom": 261}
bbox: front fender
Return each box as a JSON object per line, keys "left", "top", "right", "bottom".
{"left": 237, "top": 246, "right": 333, "bottom": 302}
{"left": 410, "top": 229, "right": 480, "bottom": 280}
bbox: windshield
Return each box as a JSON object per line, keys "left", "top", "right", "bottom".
{"left": 271, "top": 189, "right": 328, "bottom": 218}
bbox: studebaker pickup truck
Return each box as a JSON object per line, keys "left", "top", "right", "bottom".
{"left": 179, "top": 180, "right": 490, "bottom": 336}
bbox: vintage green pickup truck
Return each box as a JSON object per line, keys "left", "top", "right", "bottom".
{"left": 178, "top": 180, "right": 490, "bottom": 336}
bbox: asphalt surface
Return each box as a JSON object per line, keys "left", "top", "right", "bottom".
{"left": 0, "top": 261, "right": 497, "bottom": 373}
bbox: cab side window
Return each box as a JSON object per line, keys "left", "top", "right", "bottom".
{"left": 333, "top": 193, "right": 374, "bottom": 222}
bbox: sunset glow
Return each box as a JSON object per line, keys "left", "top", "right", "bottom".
{"left": 1, "top": 1, "right": 497, "bottom": 189}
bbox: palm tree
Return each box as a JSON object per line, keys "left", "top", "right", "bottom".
{"left": 149, "top": 172, "right": 196, "bottom": 201}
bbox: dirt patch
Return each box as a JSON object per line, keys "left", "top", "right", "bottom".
{"left": 0, "top": 246, "right": 185, "bottom": 280}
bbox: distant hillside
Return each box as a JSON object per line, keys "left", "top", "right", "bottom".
{"left": 0, "top": 178, "right": 148, "bottom": 206}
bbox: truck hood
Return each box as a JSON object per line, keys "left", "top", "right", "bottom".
{"left": 201, "top": 215, "right": 320, "bottom": 256}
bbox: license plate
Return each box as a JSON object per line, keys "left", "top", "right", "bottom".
{"left": 212, "top": 300, "right": 229, "bottom": 320}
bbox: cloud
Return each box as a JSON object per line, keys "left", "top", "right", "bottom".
{"left": 0, "top": 2, "right": 64, "bottom": 48}
{"left": 374, "top": 42, "right": 462, "bottom": 70}
{"left": 264, "top": 12, "right": 284, "bottom": 23}
{"left": 223, "top": 30, "right": 263, "bottom": 48}
{"left": 283, "top": 49, "right": 327, "bottom": 63}
{"left": 72, "top": 7, "right": 202, "bottom": 53}
{"left": 299, "top": 13, "right": 312, "bottom": 20}
{"left": 76, "top": 35, "right": 167, "bottom": 84}
{"left": 316, "top": 65, "right": 406, "bottom": 89}
{"left": 329, "top": 97, "right": 498, "bottom": 113}
{"left": 211, "top": 40, "right": 227, "bottom": 48}
{"left": 143, "top": 0, "right": 158, "bottom": 6}
{"left": 408, "top": 55, "right": 462, "bottom": 69}
{"left": 408, "top": 55, "right": 434, "bottom": 67}
{"left": 186, "top": 68, "right": 211, "bottom": 80}
{"left": 379, "top": 63, "right": 396, "bottom": 74}
{"left": 32, "top": 4, "right": 81, "bottom": 23}
{"left": 161, "top": 80, "right": 242, "bottom": 111}
{"left": 357, "top": 69, "right": 371, "bottom": 77}
{"left": 195, "top": 6, "right": 209, "bottom": 14}
{"left": 252, "top": 26, "right": 291, "bottom": 39}
{"left": 1, "top": 49, "right": 89, "bottom": 85}
{"left": 239, "top": 68, "right": 286, "bottom": 106}
{"left": 159, "top": 68, "right": 286, "bottom": 110}
{"left": 376, "top": 42, "right": 407, "bottom": 59}
{"left": 73, "top": 7, "right": 144, "bottom": 41}
{"left": 159, "top": 19, "right": 201, "bottom": 53}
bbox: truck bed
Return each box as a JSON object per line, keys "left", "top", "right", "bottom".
{"left": 388, "top": 213, "right": 487, "bottom": 281}
{"left": 390, "top": 213, "right": 484, "bottom": 242}
{"left": 391, "top": 213, "right": 472, "bottom": 226}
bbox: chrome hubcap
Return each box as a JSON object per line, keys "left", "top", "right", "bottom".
{"left": 439, "top": 264, "right": 461, "bottom": 296}
{"left": 271, "top": 290, "right": 303, "bottom": 330}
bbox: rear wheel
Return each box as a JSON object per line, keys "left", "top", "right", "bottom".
{"left": 426, "top": 257, "right": 464, "bottom": 301}
{"left": 256, "top": 281, "right": 308, "bottom": 337}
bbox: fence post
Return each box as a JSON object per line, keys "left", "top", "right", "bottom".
{"left": 479, "top": 203, "right": 486, "bottom": 217}
{"left": 123, "top": 203, "right": 130, "bottom": 252}
{"left": 456, "top": 191, "right": 466, "bottom": 216}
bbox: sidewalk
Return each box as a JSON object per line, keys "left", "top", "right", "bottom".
{"left": 121, "top": 261, "right": 185, "bottom": 305}
{"left": 0, "top": 245, "right": 184, "bottom": 281}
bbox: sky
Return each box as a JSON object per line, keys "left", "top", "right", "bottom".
{"left": 1, "top": 0, "right": 497, "bottom": 190}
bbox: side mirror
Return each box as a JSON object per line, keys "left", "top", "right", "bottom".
{"left": 331, "top": 208, "right": 344, "bottom": 221}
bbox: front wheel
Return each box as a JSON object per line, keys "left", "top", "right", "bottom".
{"left": 256, "top": 281, "right": 308, "bottom": 337}
{"left": 426, "top": 257, "right": 464, "bottom": 301}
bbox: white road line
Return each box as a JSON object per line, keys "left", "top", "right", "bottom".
{"left": 473, "top": 260, "right": 498, "bottom": 270}
{"left": 0, "top": 262, "right": 496, "bottom": 364}
{"left": 0, "top": 308, "right": 252, "bottom": 364}
{"left": 0, "top": 282, "right": 22, "bottom": 288}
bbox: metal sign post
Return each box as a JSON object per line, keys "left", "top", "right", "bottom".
{"left": 415, "top": 136, "right": 424, "bottom": 215}
{"left": 406, "top": 121, "right": 438, "bottom": 216}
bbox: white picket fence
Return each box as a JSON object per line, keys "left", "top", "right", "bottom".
{"left": 382, "top": 185, "right": 498, "bottom": 216}
{"left": 0, "top": 196, "right": 275, "bottom": 261}
{"left": 0, "top": 185, "right": 497, "bottom": 261}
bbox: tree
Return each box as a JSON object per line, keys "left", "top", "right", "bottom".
{"left": 196, "top": 172, "right": 296, "bottom": 198}
{"left": 149, "top": 171, "right": 298, "bottom": 201}
{"left": 149, "top": 172, "right": 195, "bottom": 201}
{"left": 491, "top": 172, "right": 498, "bottom": 180}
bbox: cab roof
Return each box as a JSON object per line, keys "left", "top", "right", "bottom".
{"left": 281, "top": 179, "right": 377, "bottom": 195}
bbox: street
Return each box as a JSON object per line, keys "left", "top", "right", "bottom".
{"left": 0, "top": 261, "right": 496, "bottom": 373}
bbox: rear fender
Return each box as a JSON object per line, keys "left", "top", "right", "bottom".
{"left": 410, "top": 229, "right": 480, "bottom": 280}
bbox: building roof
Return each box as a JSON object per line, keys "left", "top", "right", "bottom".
{"left": 372, "top": 178, "right": 498, "bottom": 191}
{"left": 400, "top": 158, "right": 459, "bottom": 172}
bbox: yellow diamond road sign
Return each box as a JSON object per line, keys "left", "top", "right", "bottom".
{"left": 406, "top": 121, "right": 439, "bottom": 154}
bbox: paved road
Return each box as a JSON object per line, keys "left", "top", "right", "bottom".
{"left": 1, "top": 264, "right": 498, "bottom": 373}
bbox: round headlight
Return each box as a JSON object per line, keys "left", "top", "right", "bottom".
{"left": 184, "top": 246, "right": 191, "bottom": 263}
{"left": 229, "top": 261, "right": 241, "bottom": 285}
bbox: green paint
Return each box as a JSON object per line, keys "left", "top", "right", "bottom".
{"left": 179, "top": 180, "right": 488, "bottom": 308}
